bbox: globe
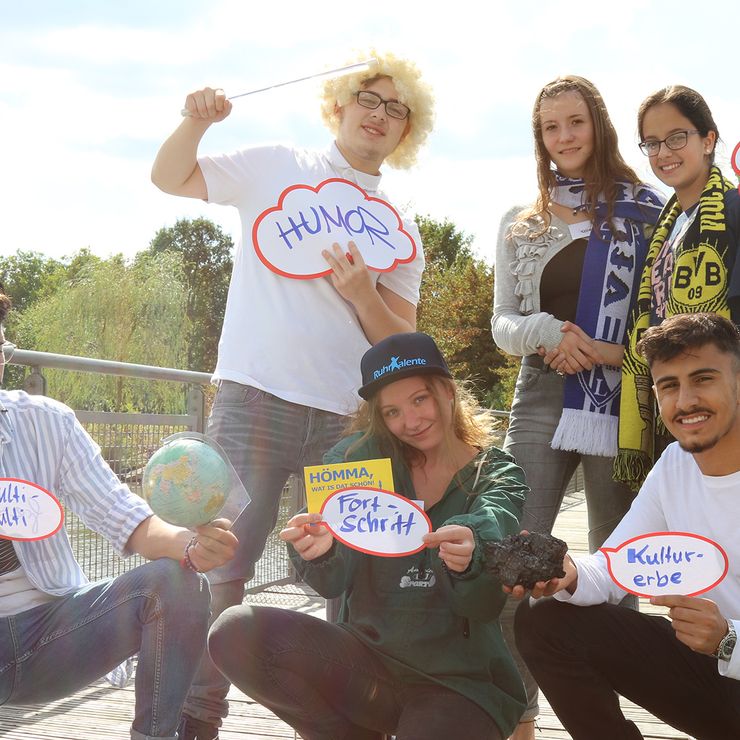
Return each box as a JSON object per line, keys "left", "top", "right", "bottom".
{"left": 142, "top": 437, "right": 231, "bottom": 528}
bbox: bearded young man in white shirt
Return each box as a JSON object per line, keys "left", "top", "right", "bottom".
{"left": 512, "top": 312, "right": 740, "bottom": 739}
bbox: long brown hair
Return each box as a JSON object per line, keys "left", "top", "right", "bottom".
{"left": 524, "top": 75, "right": 641, "bottom": 235}
{"left": 346, "top": 376, "right": 496, "bottom": 469}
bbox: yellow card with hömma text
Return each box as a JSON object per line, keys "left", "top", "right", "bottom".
{"left": 304, "top": 458, "right": 394, "bottom": 513}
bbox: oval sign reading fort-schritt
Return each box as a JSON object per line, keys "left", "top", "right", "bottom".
{"left": 320, "top": 486, "right": 431, "bottom": 557}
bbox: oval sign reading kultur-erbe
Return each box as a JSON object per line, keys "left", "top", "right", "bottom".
{"left": 320, "top": 486, "right": 431, "bottom": 557}
{"left": 600, "top": 531, "right": 728, "bottom": 598}
{"left": 0, "top": 478, "right": 64, "bottom": 541}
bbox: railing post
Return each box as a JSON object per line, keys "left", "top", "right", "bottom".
{"left": 187, "top": 384, "right": 206, "bottom": 433}
{"left": 23, "top": 366, "right": 47, "bottom": 395}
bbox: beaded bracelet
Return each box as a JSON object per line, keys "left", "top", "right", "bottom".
{"left": 181, "top": 536, "right": 200, "bottom": 573}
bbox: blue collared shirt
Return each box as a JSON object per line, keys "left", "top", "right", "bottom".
{"left": 0, "top": 390, "right": 153, "bottom": 595}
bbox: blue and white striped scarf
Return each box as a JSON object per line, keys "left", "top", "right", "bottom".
{"left": 550, "top": 174, "right": 664, "bottom": 456}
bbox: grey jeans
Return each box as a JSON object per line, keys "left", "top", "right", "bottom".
{"left": 183, "top": 381, "right": 347, "bottom": 725}
{"left": 500, "top": 361, "right": 636, "bottom": 721}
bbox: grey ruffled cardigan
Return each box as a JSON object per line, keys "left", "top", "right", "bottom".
{"left": 491, "top": 206, "right": 578, "bottom": 357}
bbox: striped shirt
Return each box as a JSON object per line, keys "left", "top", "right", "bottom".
{"left": 0, "top": 390, "right": 153, "bottom": 597}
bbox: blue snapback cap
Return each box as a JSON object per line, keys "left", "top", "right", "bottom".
{"left": 358, "top": 332, "right": 452, "bottom": 400}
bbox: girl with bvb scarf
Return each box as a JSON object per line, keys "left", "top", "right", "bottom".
{"left": 615, "top": 85, "right": 740, "bottom": 491}
{"left": 492, "top": 75, "right": 664, "bottom": 739}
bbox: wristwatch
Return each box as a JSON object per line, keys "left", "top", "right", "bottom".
{"left": 713, "top": 620, "right": 737, "bottom": 661}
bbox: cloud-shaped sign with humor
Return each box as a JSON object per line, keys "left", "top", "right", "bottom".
{"left": 320, "top": 486, "right": 431, "bottom": 557}
{"left": 600, "top": 531, "right": 728, "bottom": 598}
{"left": 252, "top": 178, "right": 417, "bottom": 279}
{"left": 0, "top": 478, "right": 64, "bottom": 541}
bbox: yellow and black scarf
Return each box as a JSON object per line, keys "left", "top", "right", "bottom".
{"left": 614, "top": 166, "right": 735, "bottom": 490}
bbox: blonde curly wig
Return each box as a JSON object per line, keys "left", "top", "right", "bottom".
{"left": 320, "top": 51, "right": 435, "bottom": 169}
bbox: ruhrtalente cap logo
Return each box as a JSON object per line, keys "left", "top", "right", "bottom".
{"left": 373, "top": 355, "right": 427, "bottom": 380}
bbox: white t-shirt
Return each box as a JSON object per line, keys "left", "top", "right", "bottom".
{"left": 199, "top": 143, "right": 425, "bottom": 416}
{"left": 0, "top": 566, "right": 56, "bottom": 617}
{"left": 556, "top": 442, "right": 740, "bottom": 680}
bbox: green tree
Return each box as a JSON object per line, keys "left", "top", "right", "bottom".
{"left": 414, "top": 215, "right": 474, "bottom": 267}
{"left": 415, "top": 215, "right": 518, "bottom": 410}
{"left": 0, "top": 250, "right": 68, "bottom": 388}
{"left": 144, "top": 218, "right": 233, "bottom": 372}
{"left": 16, "top": 252, "right": 190, "bottom": 413}
{"left": 0, "top": 250, "right": 63, "bottom": 314}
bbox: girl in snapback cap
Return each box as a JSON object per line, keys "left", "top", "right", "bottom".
{"left": 209, "top": 332, "right": 529, "bottom": 739}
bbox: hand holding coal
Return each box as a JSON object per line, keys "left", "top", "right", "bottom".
{"left": 484, "top": 532, "right": 567, "bottom": 588}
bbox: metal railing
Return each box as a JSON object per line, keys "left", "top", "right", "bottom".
{"left": 5, "top": 350, "right": 583, "bottom": 588}
{"left": 7, "top": 349, "right": 298, "bottom": 590}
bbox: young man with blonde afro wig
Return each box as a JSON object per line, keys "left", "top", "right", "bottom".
{"left": 152, "top": 51, "right": 435, "bottom": 740}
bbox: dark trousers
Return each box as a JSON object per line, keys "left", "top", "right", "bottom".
{"left": 208, "top": 605, "right": 503, "bottom": 740}
{"left": 515, "top": 599, "right": 740, "bottom": 739}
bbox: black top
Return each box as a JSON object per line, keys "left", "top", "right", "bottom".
{"left": 540, "top": 238, "right": 587, "bottom": 322}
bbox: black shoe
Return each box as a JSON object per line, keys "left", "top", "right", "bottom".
{"left": 177, "top": 714, "right": 220, "bottom": 740}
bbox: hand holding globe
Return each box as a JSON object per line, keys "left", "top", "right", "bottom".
{"left": 142, "top": 434, "right": 250, "bottom": 529}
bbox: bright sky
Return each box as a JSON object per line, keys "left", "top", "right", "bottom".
{"left": 2, "top": 0, "right": 739, "bottom": 266}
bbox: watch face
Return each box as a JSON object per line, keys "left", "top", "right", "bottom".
{"left": 719, "top": 631, "right": 736, "bottom": 661}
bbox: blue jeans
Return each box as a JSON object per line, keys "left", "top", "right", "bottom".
{"left": 184, "top": 381, "right": 347, "bottom": 725}
{"left": 209, "top": 605, "right": 504, "bottom": 740}
{"left": 500, "top": 362, "right": 637, "bottom": 721}
{"left": 0, "top": 559, "right": 210, "bottom": 740}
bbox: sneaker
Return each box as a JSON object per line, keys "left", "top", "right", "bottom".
{"left": 177, "top": 714, "right": 220, "bottom": 740}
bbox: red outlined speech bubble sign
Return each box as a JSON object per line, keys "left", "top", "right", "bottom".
{"left": 319, "top": 486, "right": 431, "bottom": 557}
{"left": 252, "top": 178, "right": 417, "bottom": 279}
{"left": 732, "top": 141, "right": 740, "bottom": 194}
{"left": 0, "top": 478, "right": 64, "bottom": 541}
{"left": 600, "top": 532, "right": 728, "bottom": 598}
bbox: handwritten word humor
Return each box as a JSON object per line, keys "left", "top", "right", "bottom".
{"left": 0, "top": 479, "right": 64, "bottom": 541}
{"left": 600, "top": 532, "right": 728, "bottom": 598}
{"left": 252, "top": 178, "right": 416, "bottom": 279}
{"left": 320, "top": 487, "right": 431, "bottom": 557}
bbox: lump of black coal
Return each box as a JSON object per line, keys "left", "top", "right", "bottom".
{"left": 483, "top": 532, "right": 567, "bottom": 588}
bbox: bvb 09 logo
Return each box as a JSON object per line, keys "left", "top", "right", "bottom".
{"left": 670, "top": 245, "right": 725, "bottom": 309}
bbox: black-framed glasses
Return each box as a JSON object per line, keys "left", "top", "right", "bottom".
{"left": 0, "top": 341, "right": 16, "bottom": 364}
{"left": 639, "top": 130, "right": 701, "bottom": 156}
{"left": 354, "top": 91, "right": 410, "bottom": 120}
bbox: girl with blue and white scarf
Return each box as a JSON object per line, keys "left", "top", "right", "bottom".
{"left": 491, "top": 75, "right": 664, "bottom": 739}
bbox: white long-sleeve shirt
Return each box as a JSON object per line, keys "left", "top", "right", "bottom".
{"left": 556, "top": 442, "right": 740, "bottom": 680}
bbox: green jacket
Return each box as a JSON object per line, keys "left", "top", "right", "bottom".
{"left": 289, "top": 433, "right": 528, "bottom": 736}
